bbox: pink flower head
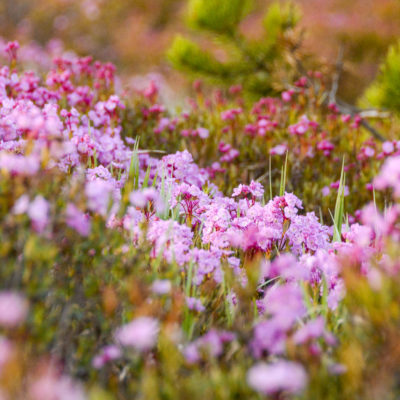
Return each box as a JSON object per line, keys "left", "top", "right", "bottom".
{"left": 197, "top": 127, "right": 209, "bottom": 139}
{"left": 115, "top": 317, "right": 159, "bottom": 351}
{"left": 232, "top": 181, "right": 264, "bottom": 199}
{"left": 147, "top": 219, "right": 193, "bottom": 265}
{"left": 65, "top": 203, "right": 91, "bottom": 236}
{"left": 364, "top": 146, "right": 375, "bottom": 158}
{"left": 322, "top": 186, "right": 330, "bottom": 197}
{"left": 85, "top": 179, "right": 113, "bottom": 216}
{"left": 92, "top": 345, "right": 122, "bottom": 369}
{"left": 186, "top": 296, "right": 205, "bottom": 312}
{"left": 317, "top": 139, "right": 335, "bottom": 156}
{"left": 151, "top": 280, "right": 171, "bottom": 295}
{"left": 28, "top": 196, "right": 50, "bottom": 233}
{"left": 0, "top": 291, "right": 28, "bottom": 328}
{"left": 247, "top": 361, "right": 307, "bottom": 395}
{"left": 382, "top": 141, "right": 395, "bottom": 155}
{"left": 270, "top": 144, "right": 287, "bottom": 156}
{"left": 374, "top": 156, "right": 400, "bottom": 197}
{"left": 292, "top": 317, "right": 326, "bottom": 344}
{"left": 29, "top": 367, "right": 86, "bottom": 400}
{"left": 220, "top": 148, "right": 239, "bottom": 163}
{"left": 281, "top": 90, "right": 294, "bottom": 102}
{"left": 221, "top": 108, "right": 242, "bottom": 121}
{"left": 130, "top": 188, "right": 162, "bottom": 213}
{"left": 143, "top": 80, "right": 159, "bottom": 100}
{"left": 288, "top": 115, "right": 313, "bottom": 136}
{"left": 5, "top": 41, "right": 19, "bottom": 62}
{"left": 183, "top": 329, "right": 235, "bottom": 364}
{"left": 13, "top": 195, "right": 30, "bottom": 215}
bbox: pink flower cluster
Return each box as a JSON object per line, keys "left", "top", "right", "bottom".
{"left": 2, "top": 40, "right": 400, "bottom": 398}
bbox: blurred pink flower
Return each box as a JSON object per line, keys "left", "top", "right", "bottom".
{"left": 186, "top": 296, "right": 205, "bottom": 312}
{"left": 29, "top": 367, "right": 86, "bottom": 400}
{"left": 0, "top": 291, "right": 28, "bottom": 328}
{"left": 65, "top": 203, "right": 91, "bottom": 236}
{"left": 270, "top": 144, "right": 287, "bottom": 155}
{"left": 27, "top": 195, "right": 50, "bottom": 233}
{"left": 92, "top": 345, "right": 121, "bottom": 369}
{"left": 115, "top": 317, "right": 159, "bottom": 351}
{"left": 374, "top": 156, "right": 400, "bottom": 197}
{"left": 247, "top": 360, "right": 307, "bottom": 395}
{"left": 151, "top": 280, "right": 171, "bottom": 295}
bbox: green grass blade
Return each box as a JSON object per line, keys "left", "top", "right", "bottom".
{"left": 279, "top": 151, "right": 288, "bottom": 197}
{"left": 142, "top": 165, "right": 151, "bottom": 189}
{"left": 269, "top": 155, "right": 273, "bottom": 200}
{"left": 332, "top": 158, "right": 346, "bottom": 242}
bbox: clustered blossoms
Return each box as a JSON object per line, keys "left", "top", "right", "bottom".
{"left": 1, "top": 40, "right": 400, "bottom": 399}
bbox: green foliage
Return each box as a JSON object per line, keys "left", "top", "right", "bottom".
{"left": 168, "top": 1, "right": 302, "bottom": 96}
{"left": 365, "top": 40, "right": 400, "bottom": 112}
{"left": 167, "top": 35, "right": 234, "bottom": 81}
{"left": 263, "top": 1, "right": 301, "bottom": 46}
{"left": 187, "top": 0, "right": 250, "bottom": 35}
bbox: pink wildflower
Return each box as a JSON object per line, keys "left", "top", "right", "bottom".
{"left": 0, "top": 291, "right": 28, "bottom": 328}
{"left": 247, "top": 361, "right": 307, "bottom": 395}
{"left": 115, "top": 316, "right": 159, "bottom": 351}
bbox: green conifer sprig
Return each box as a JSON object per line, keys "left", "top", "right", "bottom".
{"left": 167, "top": 0, "right": 301, "bottom": 96}
{"left": 365, "top": 40, "right": 400, "bottom": 112}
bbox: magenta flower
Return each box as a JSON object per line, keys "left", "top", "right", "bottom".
{"left": 288, "top": 115, "right": 313, "bottom": 136}
{"left": 281, "top": 90, "right": 294, "bottom": 102}
{"left": 220, "top": 108, "right": 242, "bottom": 121}
{"left": 4, "top": 41, "right": 19, "bottom": 62}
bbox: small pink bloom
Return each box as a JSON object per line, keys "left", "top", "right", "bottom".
{"left": 5, "top": 41, "right": 19, "bottom": 62}
{"left": 281, "top": 90, "right": 293, "bottom": 102}
{"left": 186, "top": 296, "right": 205, "bottom": 312}
{"left": 322, "top": 186, "right": 330, "bottom": 197}
{"left": 382, "top": 141, "right": 395, "bottom": 155}
{"left": 92, "top": 345, "right": 121, "bottom": 369}
{"left": 197, "top": 127, "right": 209, "bottom": 139}
{"left": 270, "top": 144, "right": 287, "bottom": 156}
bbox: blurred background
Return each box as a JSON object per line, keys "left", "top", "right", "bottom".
{"left": 1, "top": 0, "right": 400, "bottom": 101}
